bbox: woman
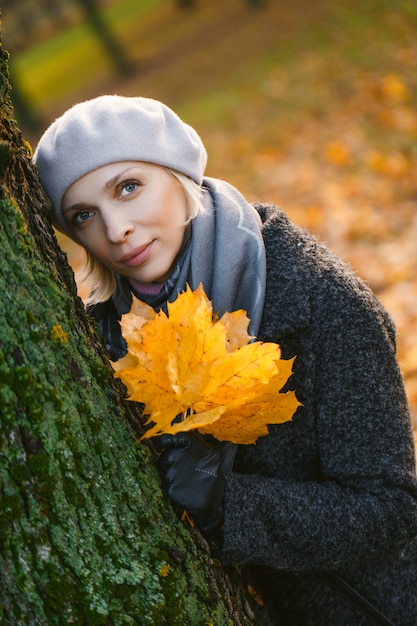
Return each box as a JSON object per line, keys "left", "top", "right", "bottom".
{"left": 34, "top": 95, "right": 417, "bottom": 625}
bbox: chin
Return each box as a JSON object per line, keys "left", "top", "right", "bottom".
{"left": 134, "top": 272, "right": 167, "bottom": 284}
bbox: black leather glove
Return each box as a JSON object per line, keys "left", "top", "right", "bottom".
{"left": 155, "top": 432, "right": 235, "bottom": 535}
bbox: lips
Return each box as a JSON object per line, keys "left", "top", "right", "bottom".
{"left": 119, "top": 242, "right": 153, "bottom": 268}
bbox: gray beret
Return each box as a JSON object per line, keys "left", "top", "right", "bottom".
{"left": 33, "top": 95, "right": 207, "bottom": 232}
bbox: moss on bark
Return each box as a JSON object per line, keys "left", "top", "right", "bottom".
{"left": 0, "top": 39, "right": 255, "bottom": 626}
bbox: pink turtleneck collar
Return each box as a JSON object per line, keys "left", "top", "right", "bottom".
{"left": 129, "top": 278, "right": 166, "bottom": 296}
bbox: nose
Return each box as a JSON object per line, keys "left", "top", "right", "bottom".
{"left": 102, "top": 209, "right": 134, "bottom": 243}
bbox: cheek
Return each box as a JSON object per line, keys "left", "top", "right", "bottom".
{"left": 169, "top": 194, "right": 188, "bottom": 227}
{"left": 158, "top": 182, "right": 188, "bottom": 223}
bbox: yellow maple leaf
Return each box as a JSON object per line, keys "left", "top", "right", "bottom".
{"left": 112, "top": 285, "right": 301, "bottom": 444}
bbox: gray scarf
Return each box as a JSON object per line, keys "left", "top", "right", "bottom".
{"left": 114, "top": 177, "right": 266, "bottom": 338}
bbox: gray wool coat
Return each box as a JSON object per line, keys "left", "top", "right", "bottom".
{"left": 89, "top": 204, "right": 417, "bottom": 625}
{"left": 221, "top": 204, "right": 417, "bottom": 625}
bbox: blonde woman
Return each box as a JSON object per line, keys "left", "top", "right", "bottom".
{"left": 34, "top": 95, "right": 417, "bottom": 625}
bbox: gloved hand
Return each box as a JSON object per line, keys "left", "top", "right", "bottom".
{"left": 155, "top": 432, "right": 234, "bottom": 535}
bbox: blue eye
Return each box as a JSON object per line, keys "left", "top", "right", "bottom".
{"left": 121, "top": 181, "right": 138, "bottom": 196}
{"left": 74, "top": 210, "right": 94, "bottom": 225}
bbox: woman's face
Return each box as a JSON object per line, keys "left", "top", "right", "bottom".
{"left": 62, "top": 161, "right": 189, "bottom": 284}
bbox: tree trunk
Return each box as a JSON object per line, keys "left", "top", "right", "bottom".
{"left": 75, "top": 0, "right": 132, "bottom": 76}
{"left": 0, "top": 40, "right": 257, "bottom": 625}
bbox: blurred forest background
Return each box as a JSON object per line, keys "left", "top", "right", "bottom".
{"left": 3, "top": 0, "right": 417, "bottom": 429}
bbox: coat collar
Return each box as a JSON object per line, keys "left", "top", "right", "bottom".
{"left": 255, "top": 204, "right": 311, "bottom": 340}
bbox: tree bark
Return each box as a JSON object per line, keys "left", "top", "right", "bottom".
{"left": 0, "top": 39, "right": 257, "bottom": 625}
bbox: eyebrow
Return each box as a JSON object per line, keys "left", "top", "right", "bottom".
{"left": 62, "top": 202, "right": 91, "bottom": 215}
{"left": 105, "top": 167, "right": 137, "bottom": 190}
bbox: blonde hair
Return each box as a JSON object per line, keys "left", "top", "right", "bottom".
{"left": 75, "top": 169, "right": 205, "bottom": 307}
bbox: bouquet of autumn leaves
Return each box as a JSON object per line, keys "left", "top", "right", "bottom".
{"left": 112, "top": 285, "right": 301, "bottom": 445}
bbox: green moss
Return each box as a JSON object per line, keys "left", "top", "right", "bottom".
{"left": 0, "top": 493, "right": 23, "bottom": 525}
{"left": 0, "top": 140, "right": 13, "bottom": 175}
{"left": 90, "top": 357, "right": 112, "bottom": 383}
{"left": 27, "top": 450, "right": 49, "bottom": 478}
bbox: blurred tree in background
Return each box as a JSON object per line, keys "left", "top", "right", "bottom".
{"left": 3, "top": 0, "right": 131, "bottom": 132}
{"left": 76, "top": 0, "right": 131, "bottom": 75}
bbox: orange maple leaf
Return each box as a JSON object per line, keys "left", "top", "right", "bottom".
{"left": 112, "top": 285, "right": 301, "bottom": 444}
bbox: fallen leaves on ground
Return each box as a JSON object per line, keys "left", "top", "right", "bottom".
{"left": 204, "top": 63, "right": 417, "bottom": 431}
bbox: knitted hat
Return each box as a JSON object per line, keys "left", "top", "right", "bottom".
{"left": 33, "top": 95, "right": 207, "bottom": 232}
